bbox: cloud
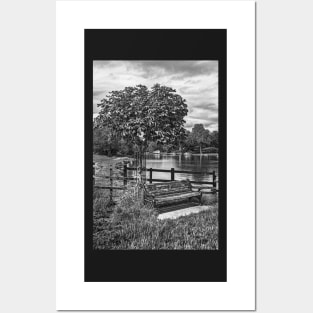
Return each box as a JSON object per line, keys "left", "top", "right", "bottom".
{"left": 192, "top": 102, "right": 217, "bottom": 109}
{"left": 93, "top": 90, "right": 104, "bottom": 97}
{"left": 131, "top": 61, "right": 218, "bottom": 79}
{"left": 93, "top": 60, "right": 218, "bottom": 131}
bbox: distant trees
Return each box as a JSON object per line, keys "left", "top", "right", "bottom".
{"left": 183, "top": 124, "right": 218, "bottom": 153}
{"left": 93, "top": 127, "right": 134, "bottom": 156}
{"left": 94, "top": 122, "right": 218, "bottom": 156}
{"left": 210, "top": 130, "right": 219, "bottom": 148}
{"left": 189, "top": 124, "right": 210, "bottom": 154}
{"left": 147, "top": 141, "right": 158, "bottom": 153}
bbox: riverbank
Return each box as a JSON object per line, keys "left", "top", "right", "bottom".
{"left": 94, "top": 152, "right": 218, "bottom": 157}
{"left": 93, "top": 154, "right": 133, "bottom": 165}
{"left": 93, "top": 190, "right": 218, "bottom": 250}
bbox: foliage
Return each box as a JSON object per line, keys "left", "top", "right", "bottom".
{"left": 94, "top": 84, "right": 188, "bottom": 150}
{"left": 146, "top": 141, "right": 158, "bottom": 153}
{"left": 202, "top": 146, "right": 219, "bottom": 153}
{"left": 184, "top": 125, "right": 218, "bottom": 153}
{"left": 191, "top": 124, "right": 209, "bottom": 154}
{"left": 210, "top": 130, "right": 219, "bottom": 148}
{"left": 93, "top": 127, "right": 135, "bottom": 156}
{"left": 94, "top": 123, "right": 219, "bottom": 156}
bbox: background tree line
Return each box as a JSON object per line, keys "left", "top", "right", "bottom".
{"left": 93, "top": 123, "right": 219, "bottom": 156}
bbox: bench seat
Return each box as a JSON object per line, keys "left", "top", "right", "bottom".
{"left": 154, "top": 191, "right": 201, "bottom": 203}
{"left": 144, "top": 180, "right": 202, "bottom": 210}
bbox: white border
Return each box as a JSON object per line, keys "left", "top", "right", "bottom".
{"left": 56, "top": 1, "right": 255, "bottom": 310}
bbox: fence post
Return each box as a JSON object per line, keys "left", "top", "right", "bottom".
{"left": 109, "top": 165, "right": 113, "bottom": 204}
{"left": 93, "top": 162, "right": 95, "bottom": 186}
{"left": 123, "top": 162, "right": 127, "bottom": 186}
{"left": 171, "top": 168, "right": 175, "bottom": 181}
{"left": 212, "top": 171, "right": 216, "bottom": 190}
{"left": 149, "top": 168, "right": 153, "bottom": 184}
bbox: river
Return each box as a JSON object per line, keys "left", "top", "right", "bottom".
{"left": 138, "top": 153, "right": 218, "bottom": 183}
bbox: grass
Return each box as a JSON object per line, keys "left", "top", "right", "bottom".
{"left": 93, "top": 189, "right": 218, "bottom": 250}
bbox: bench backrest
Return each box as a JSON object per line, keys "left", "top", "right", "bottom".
{"left": 144, "top": 180, "right": 192, "bottom": 197}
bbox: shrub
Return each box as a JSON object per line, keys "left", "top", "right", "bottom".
{"left": 203, "top": 147, "right": 219, "bottom": 153}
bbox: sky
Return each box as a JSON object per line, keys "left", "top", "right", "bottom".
{"left": 93, "top": 60, "right": 218, "bottom": 131}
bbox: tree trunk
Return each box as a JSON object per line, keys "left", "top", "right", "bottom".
{"left": 200, "top": 143, "right": 202, "bottom": 155}
{"left": 136, "top": 144, "right": 145, "bottom": 185}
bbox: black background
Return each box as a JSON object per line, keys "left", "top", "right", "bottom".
{"left": 85, "top": 29, "right": 227, "bottom": 282}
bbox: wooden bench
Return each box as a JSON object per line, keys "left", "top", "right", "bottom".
{"left": 144, "top": 180, "right": 202, "bottom": 211}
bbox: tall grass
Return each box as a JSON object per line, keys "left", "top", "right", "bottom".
{"left": 93, "top": 189, "right": 218, "bottom": 250}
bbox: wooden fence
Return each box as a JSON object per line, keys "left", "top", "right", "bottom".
{"left": 93, "top": 162, "right": 218, "bottom": 204}
{"left": 126, "top": 166, "right": 217, "bottom": 188}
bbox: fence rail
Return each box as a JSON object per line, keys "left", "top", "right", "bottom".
{"left": 138, "top": 166, "right": 217, "bottom": 188}
{"left": 126, "top": 167, "right": 215, "bottom": 175}
{"left": 93, "top": 162, "right": 218, "bottom": 203}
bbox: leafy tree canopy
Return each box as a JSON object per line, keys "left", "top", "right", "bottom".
{"left": 94, "top": 84, "right": 188, "bottom": 148}
{"left": 191, "top": 124, "right": 211, "bottom": 148}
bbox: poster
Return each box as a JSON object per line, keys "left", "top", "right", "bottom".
{"left": 57, "top": 1, "right": 255, "bottom": 310}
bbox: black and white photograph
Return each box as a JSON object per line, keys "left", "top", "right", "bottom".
{"left": 84, "top": 29, "right": 227, "bottom": 282}
{"left": 92, "top": 60, "right": 220, "bottom": 250}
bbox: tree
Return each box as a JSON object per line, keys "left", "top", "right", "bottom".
{"left": 209, "top": 131, "right": 218, "bottom": 148}
{"left": 94, "top": 84, "right": 188, "bottom": 180}
{"left": 93, "top": 126, "right": 134, "bottom": 156}
{"left": 190, "top": 124, "right": 210, "bottom": 154}
{"left": 147, "top": 141, "right": 158, "bottom": 153}
{"left": 175, "top": 127, "right": 188, "bottom": 153}
{"left": 93, "top": 126, "right": 116, "bottom": 156}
